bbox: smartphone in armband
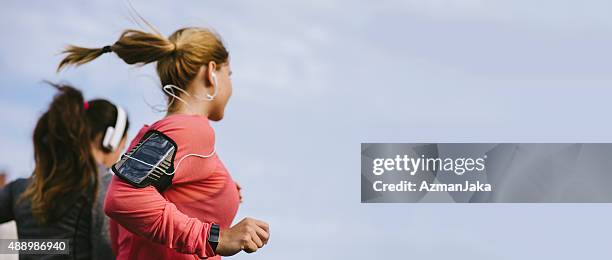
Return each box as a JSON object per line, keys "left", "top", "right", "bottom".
{"left": 111, "top": 130, "right": 177, "bottom": 192}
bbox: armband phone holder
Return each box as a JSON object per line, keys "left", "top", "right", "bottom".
{"left": 111, "top": 130, "right": 177, "bottom": 192}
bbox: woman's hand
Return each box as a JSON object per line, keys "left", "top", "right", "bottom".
{"left": 215, "top": 217, "right": 270, "bottom": 256}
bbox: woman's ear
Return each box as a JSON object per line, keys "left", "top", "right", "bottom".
{"left": 197, "top": 64, "right": 214, "bottom": 87}
{"left": 206, "top": 61, "right": 217, "bottom": 86}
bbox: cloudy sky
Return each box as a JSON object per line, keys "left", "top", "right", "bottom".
{"left": 2, "top": 0, "right": 612, "bottom": 259}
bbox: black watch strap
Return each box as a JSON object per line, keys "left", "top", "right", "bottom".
{"left": 208, "top": 223, "right": 220, "bottom": 253}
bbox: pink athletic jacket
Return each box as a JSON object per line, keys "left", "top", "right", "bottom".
{"left": 104, "top": 114, "right": 240, "bottom": 259}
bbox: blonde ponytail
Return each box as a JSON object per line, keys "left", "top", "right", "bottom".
{"left": 58, "top": 26, "right": 229, "bottom": 109}
{"left": 57, "top": 45, "right": 112, "bottom": 72}
{"left": 57, "top": 29, "right": 175, "bottom": 71}
{"left": 112, "top": 30, "right": 176, "bottom": 65}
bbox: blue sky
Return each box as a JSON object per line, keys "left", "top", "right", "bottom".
{"left": 2, "top": 0, "right": 612, "bottom": 259}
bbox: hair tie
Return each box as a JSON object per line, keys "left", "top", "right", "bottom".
{"left": 84, "top": 101, "right": 90, "bottom": 110}
{"left": 101, "top": 45, "right": 113, "bottom": 53}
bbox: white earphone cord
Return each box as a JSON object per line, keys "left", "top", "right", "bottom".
{"left": 122, "top": 147, "right": 216, "bottom": 175}
{"left": 162, "top": 73, "right": 218, "bottom": 111}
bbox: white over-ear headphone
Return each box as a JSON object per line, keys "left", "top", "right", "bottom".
{"left": 102, "top": 105, "right": 127, "bottom": 152}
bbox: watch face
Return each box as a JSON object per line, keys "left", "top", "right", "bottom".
{"left": 112, "top": 130, "right": 177, "bottom": 187}
{"left": 209, "top": 224, "right": 220, "bottom": 242}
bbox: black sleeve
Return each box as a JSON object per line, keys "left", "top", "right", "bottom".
{"left": 0, "top": 181, "right": 14, "bottom": 223}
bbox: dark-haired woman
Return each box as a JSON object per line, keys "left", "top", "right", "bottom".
{"left": 0, "top": 84, "right": 130, "bottom": 260}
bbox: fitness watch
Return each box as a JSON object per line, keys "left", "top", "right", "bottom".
{"left": 208, "top": 223, "right": 220, "bottom": 253}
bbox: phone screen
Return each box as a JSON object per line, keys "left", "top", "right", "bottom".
{"left": 113, "top": 131, "right": 176, "bottom": 185}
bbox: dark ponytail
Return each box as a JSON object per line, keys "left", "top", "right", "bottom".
{"left": 20, "top": 83, "right": 98, "bottom": 224}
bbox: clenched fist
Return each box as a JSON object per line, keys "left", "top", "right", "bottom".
{"left": 215, "top": 217, "right": 270, "bottom": 256}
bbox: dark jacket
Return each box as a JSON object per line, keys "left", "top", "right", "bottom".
{"left": 91, "top": 168, "right": 114, "bottom": 260}
{"left": 0, "top": 167, "right": 114, "bottom": 260}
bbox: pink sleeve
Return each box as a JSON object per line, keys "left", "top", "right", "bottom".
{"left": 103, "top": 176, "right": 216, "bottom": 258}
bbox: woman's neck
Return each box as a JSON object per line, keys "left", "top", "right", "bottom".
{"left": 167, "top": 95, "right": 211, "bottom": 118}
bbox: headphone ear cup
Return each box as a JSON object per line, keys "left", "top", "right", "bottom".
{"left": 102, "top": 126, "right": 115, "bottom": 152}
